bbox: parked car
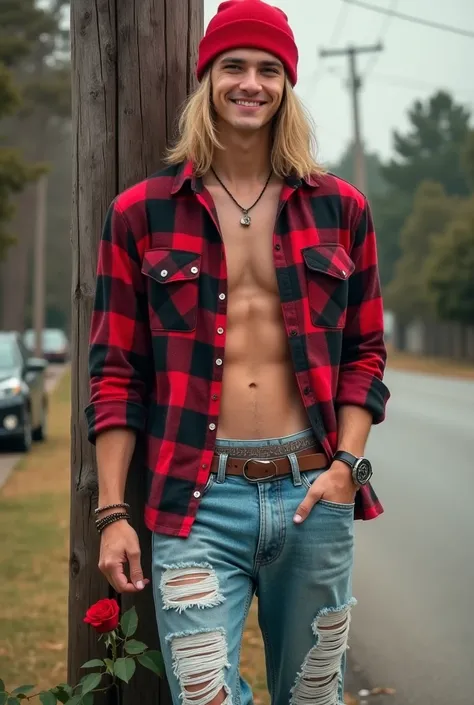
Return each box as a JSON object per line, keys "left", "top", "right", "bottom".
{"left": 23, "top": 328, "right": 70, "bottom": 364}
{"left": 0, "top": 331, "right": 49, "bottom": 452}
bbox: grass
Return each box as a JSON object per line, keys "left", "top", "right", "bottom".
{"left": 387, "top": 344, "right": 474, "bottom": 379}
{"left": 0, "top": 368, "right": 356, "bottom": 703}
{"left": 0, "top": 369, "right": 71, "bottom": 692}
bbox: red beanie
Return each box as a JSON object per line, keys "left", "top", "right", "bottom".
{"left": 197, "top": 0, "right": 298, "bottom": 86}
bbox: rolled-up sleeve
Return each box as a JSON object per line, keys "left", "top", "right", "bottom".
{"left": 336, "top": 199, "right": 390, "bottom": 423}
{"left": 85, "top": 201, "right": 152, "bottom": 443}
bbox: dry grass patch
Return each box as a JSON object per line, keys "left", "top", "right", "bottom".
{"left": 387, "top": 345, "right": 474, "bottom": 380}
{"left": 0, "top": 369, "right": 70, "bottom": 692}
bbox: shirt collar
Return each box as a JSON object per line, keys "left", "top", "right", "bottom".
{"left": 171, "top": 160, "right": 320, "bottom": 195}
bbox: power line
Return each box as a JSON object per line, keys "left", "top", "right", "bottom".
{"left": 313, "top": 2, "right": 351, "bottom": 88}
{"left": 342, "top": 0, "right": 474, "bottom": 39}
{"left": 362, "top": 0, "right": 398, "bottom": 78}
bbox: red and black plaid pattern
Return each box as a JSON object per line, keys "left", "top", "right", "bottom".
{"left": 86, "top": 160, "right": 390, "bottom": 537}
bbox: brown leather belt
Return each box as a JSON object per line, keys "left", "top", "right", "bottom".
{"left": 210, "top": 450, "right": 328, "bottom": 482}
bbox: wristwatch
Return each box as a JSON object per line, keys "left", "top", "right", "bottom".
{"left": 333, "top": 451, "right": 373, "bottom": 487}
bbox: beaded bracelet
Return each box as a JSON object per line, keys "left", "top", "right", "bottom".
{"left": 94, "top": 502, "right": 130, "bottom": 516}
{"left": 96, "top": 512, "right": 131, "bottom": 534}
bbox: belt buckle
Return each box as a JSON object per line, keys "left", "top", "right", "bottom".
{"left": 242, "top": 458, "right": 278, "bottom": 483}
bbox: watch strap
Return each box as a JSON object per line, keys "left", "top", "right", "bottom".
{"left": 333, "top": 450, "right": 358, "bottom": 469}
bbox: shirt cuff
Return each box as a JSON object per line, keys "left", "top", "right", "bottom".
{"left": 85, "top": 400, "right": 148, "bottom": 444}
{"left": 336, "top": 369, "right": 390, "bottom": 424}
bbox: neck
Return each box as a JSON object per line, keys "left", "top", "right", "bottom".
{"left": 212, "top": 125, "right": 272, "bottom": 183}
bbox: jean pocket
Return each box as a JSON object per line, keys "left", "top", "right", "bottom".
{"left": 202, "top": 473, "right": 215, "bottom": 496}
{"left": 301, "top": 468, "right": 326, "bottom": 490}
{"left": 319, "top": 499, "right": 355, "bottom": 511}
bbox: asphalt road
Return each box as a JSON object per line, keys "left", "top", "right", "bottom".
{"left": 350, "top": 369, "right": 474, "bottom": 705}
{"left": 0, "top": 364, "right": 66, "bottom": 489}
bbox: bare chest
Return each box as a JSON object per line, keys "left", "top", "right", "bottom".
{"left": 207, "top": 183, "right": 281, "bottom": 293}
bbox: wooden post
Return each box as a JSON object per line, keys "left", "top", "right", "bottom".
{"left": 69, "top": 3, "right": 204, "bottom": 704}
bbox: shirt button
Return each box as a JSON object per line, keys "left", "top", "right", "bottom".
{"left": 191, "top": 266, "right": 199, "bottom": 274}
{"left": 201, "top": 463, "right": 208, "bottom": 469}
{"left": 290, "top": 330, "right": 297, "bottom": 337}
{"left": 304, "top": 386, "right": 311, "bottom": 395}
{"left": 160, "top": 269, "right": 168, "bottom": 278}
{"left": 275, "top": 244, "right": 281, "bottom": 251}
{"left": 193, "top": 491, "right": 201, "bottom": 499}
{"left": 209, "top": 423, "right": 216, "bottom": 431}
{"left": 217, "top": 327, "right": 224, "bottom": 335}
{"left": 341, "top": 270, "right": 347, "bottom": 277}
{"left": 216, "top": 358, "right": 223, "bottom": 366}
{"left": 212, "top": 394, "right": 218, "bottom": 401}
{"left": 219, "top": 293, "right": 226, "bottom": 301}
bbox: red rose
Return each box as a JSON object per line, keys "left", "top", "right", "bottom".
{"left": 84, "top": 598, "right": 120, "bottom": 634}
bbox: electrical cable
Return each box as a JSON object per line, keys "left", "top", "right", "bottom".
{"left": 362, "top": 0, "right": 398, "bottom": 78}
{"left": 342, "top": 0, "right": 474, "bottom": 39}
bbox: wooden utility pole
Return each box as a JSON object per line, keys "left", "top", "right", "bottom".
{"left": 69, "top": 3, "right": 204, "bottom": 704}
{"left": 33, "top": 174, "right": 47, "bottom": 357}
{"left": 320, "top": 43, "right": 383, "bottom": 193}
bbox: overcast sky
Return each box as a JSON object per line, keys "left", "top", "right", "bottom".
{"left": 204, "top": 0, "right": 474, "bottom": 165}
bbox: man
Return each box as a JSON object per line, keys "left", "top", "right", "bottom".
{"left": 86, "top": 1, "right": 390, "bottom": 703}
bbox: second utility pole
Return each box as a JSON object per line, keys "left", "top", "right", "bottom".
{"left": 320, "top": 43, "right": 383, "bottom": 193}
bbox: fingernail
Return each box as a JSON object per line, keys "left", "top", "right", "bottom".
{"left": 137, "top": 581, "right": 144, "bottom": 590}
{"left": 293, "top": 514, "right": 303, "bottom": 524}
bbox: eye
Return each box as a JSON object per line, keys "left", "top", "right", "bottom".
{"left": 262, "top": 67, "right": 280, "bottom": 75}
{"left": 224, "top": 63, "right": 241, "bottom": 72}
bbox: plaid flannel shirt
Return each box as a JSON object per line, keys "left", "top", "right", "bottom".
{"left": 86, "top": 160, "right": 390, "bottom": 537}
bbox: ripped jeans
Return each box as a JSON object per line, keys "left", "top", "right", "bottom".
{"left": 151, "top": 429, "right": 355, "bottom": 705}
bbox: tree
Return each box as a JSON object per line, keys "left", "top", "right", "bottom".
{"left": 0, "top": 19, "right": 39, "bottom": 260}
{"left": 330, "top": 142, "right": 388, "bottom": 200}
{"left": 425, "top": 197, "right": 474, "bottom": 325}
{"left": 385, "top": 181, "right": 457, "bottom": 320}
{"left": 374, "top": 91, "right": 472, "bottom": 288}
{"left": 382, "top": 91, "right": 471, "bottom": 197}
{"left": 0, "top": 0, "right": 70, "bottom": 330}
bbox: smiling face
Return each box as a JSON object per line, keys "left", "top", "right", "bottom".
{"left": 210, "top": 48, "right": 286, "bottom": 134}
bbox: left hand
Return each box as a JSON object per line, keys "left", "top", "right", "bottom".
{"left": 293, "top": 461, "right": 357, "bottom": 524}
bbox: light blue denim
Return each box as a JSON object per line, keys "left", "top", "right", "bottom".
{"left": 151, "top": 429, "right": 355, "bottom": 705}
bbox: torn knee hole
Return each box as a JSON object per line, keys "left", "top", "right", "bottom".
{"left": 291, "top": 603, "right": 353, "bottom": 704}
{"left": 160, "top": 564, "right": 224, "bottom": 612}
{"left": 170, "top": 630, "right": 231, "bottom": 705}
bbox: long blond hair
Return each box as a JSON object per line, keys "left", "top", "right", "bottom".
{"left": 166, "top": 72, "right": 325, "bottom": 179}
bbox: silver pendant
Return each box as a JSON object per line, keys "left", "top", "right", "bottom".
{"left": 240, "top": 213, "right": 251, "bottom": 227}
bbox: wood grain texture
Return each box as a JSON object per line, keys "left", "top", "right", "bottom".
{"left": 70, "top": 2, "right": 203, "bottom": 702}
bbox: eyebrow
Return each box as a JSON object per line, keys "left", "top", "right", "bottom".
{"left": 219, "top": 56, "right": 283, "bottom": 69}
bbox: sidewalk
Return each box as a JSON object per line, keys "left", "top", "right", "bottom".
{"left": 345, "top": 652, "right": 399, "bottom": 705}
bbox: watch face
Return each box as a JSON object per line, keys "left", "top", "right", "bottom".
{"left": 355, "top": 458, "right": 372, "bottom": 485}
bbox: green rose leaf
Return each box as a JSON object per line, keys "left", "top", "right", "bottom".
{"left": 6, "top": 698, "right": 21, "bottom": 705}
{"left": 63, "top": 696, "right": 83, "bottom": 705}
{"left": 124, "top": 639, "right": 147, "bottom": 655}
{"left": 104, "top": 658, "right": 114, "bottom": 674}
{"left": 82, "top": 695, "right": 94, "bottom": 705}
{"left": 120, "top": 606, "right": 138, "bottom": 638}
{"left": 0, "top": 681, "right": 4, "bottom": 693}
{"left": 0, "top": 693, "right": 7, "bottom": 705}
{"left": 137, "top": 650, "right": 165, "bottom": 677}
{"left": 39, "top": 693, "right": 57, "bottom": 705}
{"left": 81, "top": 659, "right": 104, "bottom": 669}
{"left": 114, "top": 657, "right": 136, "bottom": 683}
{"left": 80, "top": 673, "right": 102, "bottom": 695}
{"left": 11, "top": 687, "right": 35, "bottom": 697}
{"left": 52, "top": 684, "right": 73, "bottom": 703}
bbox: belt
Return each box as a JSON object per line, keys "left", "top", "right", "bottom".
{"left": 210, "top": 450, "right": 328, "bottom": 482}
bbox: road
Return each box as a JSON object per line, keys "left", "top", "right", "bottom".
{"left": 350, "top": 369, "right": 474, "bottom": 705}
{"left": 0, "top": 364, "right": 66, "bottom": 489}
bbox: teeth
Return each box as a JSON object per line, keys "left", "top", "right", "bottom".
{"left": 235, "top": 100, "right": 261, "bottom": 107}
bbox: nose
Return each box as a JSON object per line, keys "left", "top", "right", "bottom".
{"left": 239, "top": 69, "right": 262, "bottom": 94}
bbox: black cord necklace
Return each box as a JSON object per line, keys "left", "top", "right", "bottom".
{"left": 210, "top": 166, "right": 273, "bottom": 227}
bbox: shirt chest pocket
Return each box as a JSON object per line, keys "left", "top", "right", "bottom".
{"left": 302, "top": 244, "right": 355, "bottom": 330}
{"left": 141, "top": 248, "right": 201, "bottom": 331}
